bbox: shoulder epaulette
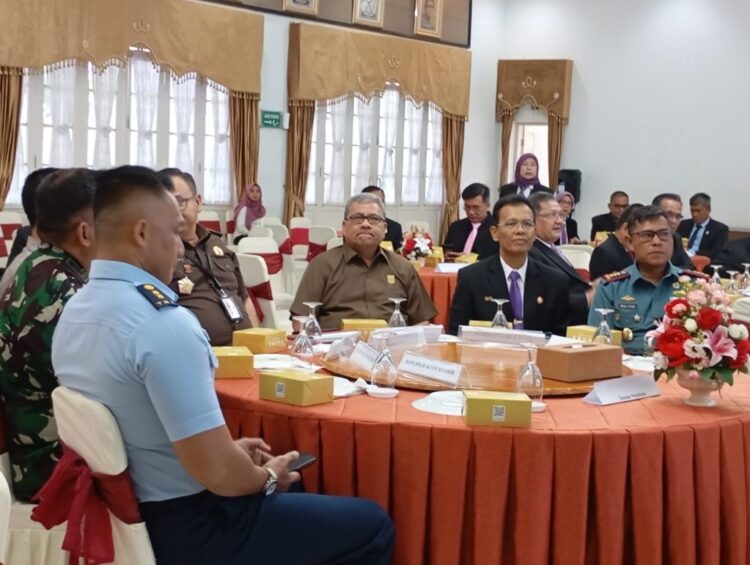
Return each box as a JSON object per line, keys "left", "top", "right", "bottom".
{"left": 603, "top": 270, "right": 630, "bottom": 284}
{"left": 681, "top": 269, "right": 710, "bottom": 280}
{"left": 137, "top": 284, "right": 177, "bottom": 310}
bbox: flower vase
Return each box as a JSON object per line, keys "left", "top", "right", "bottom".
{"left": 676, "top": 368, "right": 723, "bottom": 408}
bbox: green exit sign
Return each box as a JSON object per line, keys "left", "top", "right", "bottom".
{"left": 261, "top": 110, "right": 283, "bottom": 128}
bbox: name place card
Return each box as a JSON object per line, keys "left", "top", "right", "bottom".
{"left": 436, "top": 263, "right": 468, "bottom": 274}
{"left": 324, "top": 334, "right": 359, "bottom": 361}
{"left": 349, "top": 341, "right": 381, "bottom": 373}
{"left": 583, "top": 375, "right": 660, "bottom": 406}
{"left": 398, "top": 351, "right": 464, "bottom": 386}
{"left": 457, "top": 326, "right": 547, "bottom": 346}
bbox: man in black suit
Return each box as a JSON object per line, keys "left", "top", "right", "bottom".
{"left": 677, "top": 192, "right": 728, "bottom": 261}
{"left": 590, "top": 191, "right": 629, "bottom": 240}
{"left": 652, "top": 193, "right": 694, "bottom": 269}
{"left": 442, "top": 183, "right": 498, "bottom": 260}
{"left": 361, "top": 186, "right": 403, "bottom": 251}
{"left": 589, "top": 204, "right": 642, "bottom": 280}
{"left": 713, "top": 238, "right": 750, "bottom": 274}
{"left": 528, "top": 192, "right": 592, "bottom": 325}
{"left": 448, "top": 195, "right": 570, "bottom": 336}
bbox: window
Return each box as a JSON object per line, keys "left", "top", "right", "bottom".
{"left": 306, "top": 88, "right": 443, "bottom": 207}
{"left": 7, "top": 50, "right": 233, "bottom": 207}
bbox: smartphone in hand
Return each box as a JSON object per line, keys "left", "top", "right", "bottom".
{"left": 288, "top": 452, "right": 317, "bottom": 472}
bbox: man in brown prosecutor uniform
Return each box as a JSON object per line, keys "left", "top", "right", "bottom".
{"left": 291, "top": 193, "right": 437, "bottom": 330}
{"left": 163, "top": 168, "right": 260, "bottom": 345}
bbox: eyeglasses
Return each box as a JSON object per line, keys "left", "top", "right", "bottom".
{"left": 498, "top": 221, "right": 535, "bottom": 231}
{"left": 663, "top": 212, "right": 683, "bottom": 221}
{"left": 536, "top": 212, "right": 565, "bottom": 221}
{"left": 175, "top": 195, "right": 196, "bottom": 209}
{"left": 631, "top": 229, "right": 672, "bottom": 242}
{"left": 346, "top": 214, "right": 386, "bottom": 225}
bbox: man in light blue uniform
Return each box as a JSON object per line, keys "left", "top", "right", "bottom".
{"left": 589, "top": 205, "right": 708, "bottom": 355}
{"left": 52, "top": 166, "right": 394, "bottom": 565}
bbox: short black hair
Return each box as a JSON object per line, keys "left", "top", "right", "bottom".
{"left": 361, "top": 185, "right": 384, "bottom": 195}
{"left": 21, "top": 167, "right": 58, "bottom": 226}
{"left": 652, "top": 193, "right": 682, "bottom": 206}
{"left": 615, "top": 203, "right": 644, "bottom": 230}
{"left": 462, "top": 183, "right": 490, "bottom": 203}
{"left": 159, "top": 167, "right": 197, "bottom": 195}
{"left": 527, "top": 191, "right": 557, "bottom": 215}
{"left": 689, "top": 192, "right": 711, "bottom": 207}
{"left": 95, "top": 166, "right": 174, "bottom": 224}
{"left": 610, "top": 190, "right": 629, "bottom": 202}
{"left": 492, "top": 194, "right": 534, "bottom": 225}
{"left": 35, "top": 168, "right": 97, "bottom": 245}
{"left": 626, "top": 205, "right": 669, "bottom": 233}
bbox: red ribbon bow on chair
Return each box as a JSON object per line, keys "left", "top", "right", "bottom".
{"left": 32, "top": 444, "right": 143, "bottom": 565}
{"left": 255, "top": 252, "right": 283, "bottom": 275}
{"left": 246, "top": 281, "right": 274, "bottom": 323}
{"left": 306, "top": 242, "right": 327, "bottom": 262}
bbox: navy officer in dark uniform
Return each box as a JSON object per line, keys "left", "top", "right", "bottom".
{"left": 589, "top": 205, "right": 708, "bottom": 354}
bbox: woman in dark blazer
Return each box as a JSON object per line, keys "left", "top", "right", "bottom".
{"left": 556, "top": 191, "right": 580, "bottom": 244}
{"left": 499, "top": 153, "right": 552, "bottom": 198}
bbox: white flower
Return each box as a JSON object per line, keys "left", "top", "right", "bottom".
{"left": 729, "top": 324, "right": 749, "bottom": 340}
{"left": 683, "top": 339, "right": 706, "bottom": 360}
{"left": 684, "top": 318, "right": 698, "bottom": 333}
{"left": 653, "top": 351, "right": 669, "bottom": 370}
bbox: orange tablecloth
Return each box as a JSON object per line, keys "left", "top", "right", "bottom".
{"left": 218, "top": 376, "right": 750, "bottom": 565}
{"left": 418, "top": 267, "right": 458, "bottom": 329}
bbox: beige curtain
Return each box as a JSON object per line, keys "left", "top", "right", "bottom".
{"left": 548, "top": 113, "right": 564, "bottom": 192}
{"left": 229, "top": 91, "right": 260, "bottom": 201}
{"left": 498, "top": 111, "right": 515, "bottom": 188}
{"left": 439, "top": 115, "right": 466, "bottom": 242}
{"left": 0, "top": 67, "right": 22, "bottom": 210}
{"left": 283, "top": 101, "right": 315, "bottom": 225}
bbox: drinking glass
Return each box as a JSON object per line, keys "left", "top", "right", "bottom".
{"left": 710, "top": 265, "right": 722, "bottom": 285}
{"left": 302, "top": 301, "right": 323, "bottom": 338}
{"left": 370, "top": 334, "right": 398, "bottom": 389}
{"left": 592, "top": 308, "right": 614, "bottom": 344}
{"left": 290, "top": 316, "right": 315, "bottom": 370}
{"left": 726, "top": 270, "right": 739, "bottom": 292}
{"left": 485, "top": 297, "right": 509, "bottom": 328}
{"left": 517, "top": 343, "right": 545, "bottom": 411}
{"left": 388, "top": 298, "right": 408, "bottom": 328}
{"left": 741, "top": 264, "right": 750, "bottom": 290}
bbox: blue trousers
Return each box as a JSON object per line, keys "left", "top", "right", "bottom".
{"left": 140, "top": 490, "right": 394, "bottom": 565}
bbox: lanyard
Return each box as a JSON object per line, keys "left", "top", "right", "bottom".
{"left": 182, "top": 245, "right": 244, "bottom": 324}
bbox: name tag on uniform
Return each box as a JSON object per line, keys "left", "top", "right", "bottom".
{"left": 387, "top": 275, "right": 396, "bottom": 284}
{"left": 218, "top": 289, "right": 243, "bottom": 323}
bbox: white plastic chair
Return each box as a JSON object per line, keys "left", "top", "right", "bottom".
{"left": 247, "top": 226, "right": 273, "bottom": 239}
{"left": 266, "top": 224, "right": 290, "bottom": 250}
{"left": 236, "top": 238, "right": 294, "bottom": 311}
{"left": 236, "top": 254, "right": 291, "bottom": 331}
{"left": 255, "top": 217, "right": 283, "bottom": 227}
{"left": 289, "top": 217, "right": 312, "bottom": 229}
{"left": 309, "top": 226, "right": 337, "bottom": 247}
{"left": 237, "top": 236, "right": 278, "bottom": 256}
{"left": 51, "top": 386, "right": 156, "bottom": 564}
{"left": 327, "top": 237, "right": 343, "bottom": 250}
{"left": 0, "top": 472, "right": 10, "bottom": 562}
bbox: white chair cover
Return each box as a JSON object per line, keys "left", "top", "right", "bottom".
{"left": 237, "top": 254, "right": 291, "bottom": 331}
{"left": 247, "top": 226, "right": 273, "bottom": 239}
{"left": 327, "top": 237, "right": 343, "bottom": 250}
{"left": 309, "top": 226, "right": 337, "bottom": 247}
{"left": 235, "top": 238, "right": 294, "bottom": 312}
{"left": 255, "top": 217, "right": 283, "bottom": 227}
{"left": 559, "top": 244, "right": 593, "bottom": 258}
{"left": 289, "top": 217, "right": 312, "bottom": 229}
{"left": 51, "top": 386, "right": 156, "bottom": 565}
{"left": 560, "top": 246, "right": 592, "bottom": 270}
{"left": 0, "top": 471, "right": 10, "bottom": 560}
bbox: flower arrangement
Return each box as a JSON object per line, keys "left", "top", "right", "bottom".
{"left": 647, "top": 276, "right": 750, "bottom": 385}
{"left": 401, "top": 227, "right": 433, "bottom": 260}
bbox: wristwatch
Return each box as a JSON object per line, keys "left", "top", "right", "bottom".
{"left": 262, "top": 467, "right": 278, "bottom": 496}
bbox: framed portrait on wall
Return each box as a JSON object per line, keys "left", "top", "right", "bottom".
{"left": 282, "top": 0, "right": 319, "bottom": 15}
{"left": 414, "top": 0, "right": 443, "bottom": 38}
{"left": 352, "top": 0, "right": 385, "bottom": 28}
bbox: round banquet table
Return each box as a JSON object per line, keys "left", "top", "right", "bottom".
{"left": 417, "top": 267, "right": 458, "bottom": 329}
{"left": 216, "top": 376, "right": 750, "bottom": 565}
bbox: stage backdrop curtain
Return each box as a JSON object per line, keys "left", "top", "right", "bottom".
{"left": 0, "top": 66, "right": 22, "bottom": 209}
{"left": 496, "top": 60, "right": 573, "bottom": 189}
{"left": 285, "top": 22, "right": 471, "bottom": 223}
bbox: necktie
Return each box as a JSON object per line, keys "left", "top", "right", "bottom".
{"left": 560, "top": 222, "right": 569, "bottom": 245}
{"left": 509, "top": 271, "right": 523, "bottom": 327}
{"left": 463, "top": 222, "right": 481, "bottom": 254}
{"left": 688, "top": 224, "right": 703, "bottom": 251}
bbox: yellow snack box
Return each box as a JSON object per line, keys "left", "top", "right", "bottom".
{"left": 212, "top": 346, "right": 254, "bottom": 379}
{"left": 232, "top": 328, "right": 287, "bottom": 353}
{"left": 468, "top": 320, "right": 493, "bottom": 327}
{"left": 462, "top": 391, "right": 531, "bottom": 427}
{"left": 340, "top": 318, "right": 388, "bottom": 341}
{"left": 379, "top": 241, "right": 394, "bottom": 251}
{"left": 259, "top": 370, "right": 334, "bottom": 407}
{"left": 431, "top": 246, "right": 445, "bottom": 261}
{"left": 566, "top": 325, "right": 623, "bottom": 346}
{"left": 455, "top": 253, "right": 478, "bottom": 264}
{"left": 424, "top": 256, "right": 440, "bottom": 268}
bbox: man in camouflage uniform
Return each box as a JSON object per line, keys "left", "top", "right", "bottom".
{"left": 0, "top": 169, "right": 96, "bottom": 501}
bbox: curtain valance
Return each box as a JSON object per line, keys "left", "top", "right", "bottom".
{"left": 0, "top": 0, "right": 263, "bottom": 93}
{"left": 287, "top": 23, "right": 471, "bottom": 119}
{"left": 495, "top": 59, "right": 572, "bottom": 122}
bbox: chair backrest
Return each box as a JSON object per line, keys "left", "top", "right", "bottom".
{"left": 0, "top": 470, "right": 10, "bottom": 559}
{"left": 197, "top": 211, "right": 223, "bottom": 234}
{"left": 309, "top": 226, "right": 337, "bottom": 246}
{"left": 255, "top": 216, "right": 283, "bottom": 227}
{"left": 560, "top": 247, "right": 592, "bottom": 270}
{"left": 236, "top": 254, "right": 285, "bottom": 329}
{"left": 290, "top": 217, "right": 312, "bottom": 229}
{"left": 237, "top": 236, "right": 278, "bottom": 255}
{"left": 224, "top": 210, "right": 236, "bottom": 237}
{"left": 327, "top": 237, "right": 343, "bottom": 250}
{"left": 52, "top": 387, "right": 156, "bottom": 565}
{"left": 247, "top": 226, "right": 273, "bottom": 238}
{"left": 559, "top": 244, "right": 593, "bottom": 258}
{"left": 267, "top": 224, "right": 290, "bottom": 248}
